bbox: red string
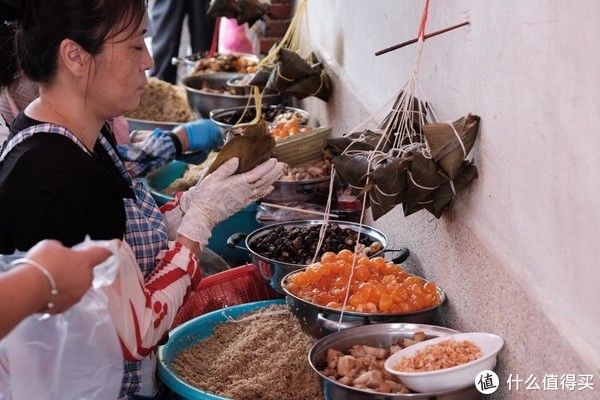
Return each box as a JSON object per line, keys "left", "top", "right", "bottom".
{"left": 208, "top": 17, "right": 221, "bottom": 58}
{"left": 417, "top": 0, "right": 430, "bottom": 40}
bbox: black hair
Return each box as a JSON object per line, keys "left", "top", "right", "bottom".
{"left": 0, "top": 1, "right": 21, "bottom": 87}
{"left": 0, "top": 0, "right": 147, "bottom": 88}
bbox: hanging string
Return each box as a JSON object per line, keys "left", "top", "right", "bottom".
{"left": 328, "top": 0, "right": 433, "bottom": 327}
{"left": 417, "top": 0, "right": 431, "bottom": 40}
{"left": 241, "top": 0, "right": 310, "bottom": 129}
{"left": 256, "top": 0, "right": 309, "bottom": 68}
{"left": 234, "top": 86, "right": 263, "bottom": 127}
{"left": 310, "top": 165, "right": 337, "bottom": 264}
{"left": 447, "top": 121, "right": 467, "bottom": 157}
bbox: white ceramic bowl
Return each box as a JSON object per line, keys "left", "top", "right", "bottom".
{"left": 384, "top": 332, "right": 504, "bottom": 393}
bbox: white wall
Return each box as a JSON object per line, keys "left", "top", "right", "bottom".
{"left": 302, "top": 0, "right": 600, "bottom": 395}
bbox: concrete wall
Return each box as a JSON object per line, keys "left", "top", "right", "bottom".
{"left": 301, "top": 1, "right": 600, "bottom": 398}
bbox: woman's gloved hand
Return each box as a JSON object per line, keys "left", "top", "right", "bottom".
{"left": 175, "top": 119, "right": 223, "bottom": 153}
{"left": 177, "top": 157, "right": 284, "bottom": 248}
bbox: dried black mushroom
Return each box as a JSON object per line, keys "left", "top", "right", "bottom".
{"left": 250, "top": 224, "right": 381, "bottom": 264}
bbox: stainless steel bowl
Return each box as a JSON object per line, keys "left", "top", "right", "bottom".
{"left": 226, "top": 220, "right": 389, "bottom": 294}
{"left": 309, "top": 323, "right": 480, "bottom": 399}
{"left": 263, "top": 175, "right": 332, "bottom": 204}
{"left": 182, "top": 74, "right": 282, "bottom": 117}
{"left": 226, "top": 75, "right": 254, "bottom": 95}
{"left": 125, "top": 117, "right": 182, "bottom": 132}
{"left": 283, "top": 272, "right": 446, "bottom": 338}
{"left": 172, "top": 53, "right": 260, "bottom": 76}
{"left": 209, "top": 105, "right": 310, "bottom": 130}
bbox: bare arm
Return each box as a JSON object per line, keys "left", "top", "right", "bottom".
{"left": 0, "top": 264, "right": 49, "bottom": 338}
{"left": 0, "top": 240, "right": 113, "bottom": 339}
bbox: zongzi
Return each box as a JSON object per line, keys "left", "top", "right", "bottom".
{"left": 285, "top": 68, "right": 331, "bottom": 101}
{"left": 208, "top": 0, "right": 269, "bottom": 26}
{"left": 208, "top": 0, "right": 240, "bottom": 19}
{"left": 380, "top": 94, "right": 428, "bottom": 136}
{"left": 423, "top": 114, "right": 480, "bottom": 179}
{"left": 263, "top": 50, "right": 332, "bottom": 102}
{"left": 248, "top": 65, "right": 274, "bottom": 88}
{"left": 368, "top": 157, "right": 409, "bottom": 220}
{"left": 206, "top": 120, "right": 275, "bottom": 174}
{"left": 428, "top": 162, "right": 478, "bottom": 218}
{"left": 404, "top": 152, "right": 448, "bottom": 209}
{"left": 327, "top": 129, "right": 394, "bottom": 155}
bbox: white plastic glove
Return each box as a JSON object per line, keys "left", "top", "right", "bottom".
{"left": 177, "top": 157, "right": 284, "bottom": 248}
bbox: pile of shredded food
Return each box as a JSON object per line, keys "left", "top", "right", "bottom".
{"left": 125, "top": 77, "right": 194, "bottom": 122}
{"left": 394, "top": 339, "right": 481, "bottom": 372}
{"left": 171, "top": 305, "right": 323, "bottom": 400}
{"left": 163, "top": 152, "right": 217, "bottom": 195}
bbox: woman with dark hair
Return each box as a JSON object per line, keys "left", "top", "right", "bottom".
{"left": 0, "top": 1, "right": 284, "bottom": 398}
{"left": 0, "top": 3, "right": 223, "bottom": 171}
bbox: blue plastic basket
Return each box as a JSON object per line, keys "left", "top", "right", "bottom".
{"left": 145, "top": 161, "right": 261, "bottom": 263}
{"left": 145, "top": 160, "right": 189, "bottom": 205}
{"left": 158, "top": 299, "right": 285, "bottom": 400}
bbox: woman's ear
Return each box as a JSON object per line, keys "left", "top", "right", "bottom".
{"left": 58, "top": 39, "right": 92, "bottom": 78}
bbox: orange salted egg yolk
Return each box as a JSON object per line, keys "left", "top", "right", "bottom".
{"left": 287, "top": 251, "right": 441, "bottom": 313}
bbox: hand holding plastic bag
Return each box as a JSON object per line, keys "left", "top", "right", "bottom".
{"left": 0, "top": 238, "right": 123, "bottom": 400}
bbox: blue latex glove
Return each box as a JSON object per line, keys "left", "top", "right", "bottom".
{"left": 181, "top": 119, "right": 223, "bottom": 152}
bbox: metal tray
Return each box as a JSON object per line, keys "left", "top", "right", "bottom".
{"left": 125, "top": 117, "right": 181, "bottom": 132}
{"left": 182, "top": 75, "right": 282, "bottom": 117}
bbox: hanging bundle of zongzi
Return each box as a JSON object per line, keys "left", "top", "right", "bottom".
{"left": 320, "top": 1, "right": 481, "bottom": 222}
{"left": 326, "top": 94, "right": 431, "bottom": 220}
{"left": 262, "top": 49, "right": 331, "bottom": 101}
{"left": 328, "top": 93, "right": 481, "bottom": 220}
{"left": 249, "top": 0, "right": 332, "bottom": 102}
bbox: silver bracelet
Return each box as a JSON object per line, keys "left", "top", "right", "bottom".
{"left": 11, "top": 258, "right": 58, "bottom": 311}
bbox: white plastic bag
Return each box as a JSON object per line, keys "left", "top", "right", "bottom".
{"left": 0, "top": 238, "right": 123, "bottom": 400}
